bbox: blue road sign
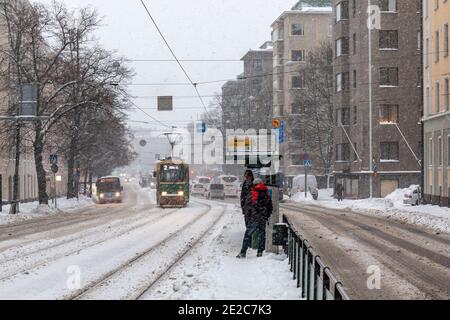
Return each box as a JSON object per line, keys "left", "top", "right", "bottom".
{"left": 279, "top": 121, "right": 286, "bottom": 144}
{"left": 50, "top": 154, "right": 58, "bottom": 165}
{"left": 196, "top": 122, "right": 207, "bottom": 133}
{"left": 304, "top": 159, "right": 312, "bottom": 167}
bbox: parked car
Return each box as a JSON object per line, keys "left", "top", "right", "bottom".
{"left": 191, "top": 183, "right": 204, "bottom": 196}
{"left": 205, "top": 183, "right": 225, "bottom": 200}
{"left": 403, "top": 186, "right": 422, "bottom": 206}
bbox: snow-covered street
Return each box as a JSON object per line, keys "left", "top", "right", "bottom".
{"left": 0, "top": 184, "right": 299, "bottom": 300}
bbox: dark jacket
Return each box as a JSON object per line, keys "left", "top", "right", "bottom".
{"left": 240, "top": 180, "right": 253, "bottom": 213}
{"left": 247, "top": 182, "right": 273, "bottom": 225}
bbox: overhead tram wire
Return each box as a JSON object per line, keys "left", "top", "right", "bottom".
{"left": 139, "top": 0, "right": 212, "bottom": 121}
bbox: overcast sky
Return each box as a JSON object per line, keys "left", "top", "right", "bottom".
{"left": 37, "top": 0, "right": 297, "bottom": 130}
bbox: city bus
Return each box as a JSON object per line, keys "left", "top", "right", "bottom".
{"left": 154, "top": 158, "right": 190, "bottom": 208}
{"left": 96, "top": 176, "right": 123, "bottom": 204}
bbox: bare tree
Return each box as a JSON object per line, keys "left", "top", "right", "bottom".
{"left": 292, "top": 42, "right": 334, "bottom": 180}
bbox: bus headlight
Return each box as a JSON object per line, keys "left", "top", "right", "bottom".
{"left": 161, "top": 192, "right": 168, "bottom": 196}
{"left": 178, "top": 191, "right": 184, "bottom": 196}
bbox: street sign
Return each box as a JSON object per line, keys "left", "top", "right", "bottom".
{"left": 50, "top": 154, "right": 58, "bottom": 165}
{"left": 304, "top": 160, "right": 312, "bottom": 167}
{"left": 279, "top": 121, "right": 286, "bottom": 144}
{"left": 19, "top": 84, "right": 38, "bottom": 116}
{"left": 157, "top": 96, "right": 173, "bottom": 111}
{"left": 51, "top": 163, "right": 59, "bottom": 174}
{"left": 196, "top": 122, "right": 207, "bottom": 133}
{"left": 139, "top": 139, "right": 147, "bottom": 147}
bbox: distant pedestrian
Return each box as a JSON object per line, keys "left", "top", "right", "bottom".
{"left": 237, "top": 178, "right": 273, "bottom": 258}
{"left": 336, "top": 183, "right": 345, "bottom": 202}
{"left": 240, "top": 170, "right": 254, "bottom": 227}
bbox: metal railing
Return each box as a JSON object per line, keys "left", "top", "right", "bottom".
{"left": 284, "top": 215, "right": 350, "bottom": 300}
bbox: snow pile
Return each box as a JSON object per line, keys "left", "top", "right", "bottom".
{"left": 0, "top": 195, "right": 94, "bottom": 226}
{"left": 291, "top": 187, "right": 450, "bottom": 234}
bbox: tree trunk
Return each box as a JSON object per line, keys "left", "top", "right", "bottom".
{"left": 11, "top": 123, "right": 21, "bottom": 214}
{"left": 34, "top": 131, "right": 48, "bottom": 205}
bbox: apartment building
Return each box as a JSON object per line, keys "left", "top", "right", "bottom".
{"left": 221, "top": 42, "right": 273, "bottom": 176}
{"left": 0, "top": 10, "right": 39, "bottom": 204}
{"left": 332, "top": 0, "right": 423, "bottom": 198}
{"left": 423, "top": 0, "right": 450, "bottom": 205}
{"left": 271, "top": 0, "right": 332, "bottom": 184}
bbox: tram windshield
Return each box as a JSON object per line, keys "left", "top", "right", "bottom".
{"left": 160, "top": 165, "right": 185, "bottom": 182}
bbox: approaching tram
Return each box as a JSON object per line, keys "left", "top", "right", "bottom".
{"left": 154, "top": 157, "right": 190, "bottom": 208}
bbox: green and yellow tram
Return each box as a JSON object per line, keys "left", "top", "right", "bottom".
{"left": 154, "top": 157, "right": 190, "bottom": 208}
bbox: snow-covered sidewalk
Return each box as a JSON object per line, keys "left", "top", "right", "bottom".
{"left": 143, "top": 203, "right": 301, "bottom": 300}
{"left": 0, "top": 196, "right": 94, "bottom": 226}
{"left": 290, "top": 188, "right": 450, "bottom": 234}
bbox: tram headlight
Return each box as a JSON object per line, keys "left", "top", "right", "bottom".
{"left": 99, "top": 193, "right": 104, "bottom": 199}
{"left": 161, "top": 191, "right": 168, "bottom": 196}
{"left": 115, "top": 192, "right": 121, "bottom": 198}
{"left": 178, "top": 191, "right": 184, "bottom": 196}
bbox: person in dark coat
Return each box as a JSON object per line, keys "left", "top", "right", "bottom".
{"left": 336, "top": 183, "right": 345, "bottom": 202}
{"left": 240, "top": 170, "right": 254, "bottom": 226}
{"left": 237, "top": 178, "right": 273, "bottom": 258}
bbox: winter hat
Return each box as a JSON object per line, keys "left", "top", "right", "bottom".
{"left": 253, "top": 178, "right": 263, "bottom": 185}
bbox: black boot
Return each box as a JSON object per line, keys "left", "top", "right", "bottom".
{"left": 256, "top": 251, "right": 263, "bottom": 257}
{"left": 236, "top": 251, "right": 246, "bottom": 259}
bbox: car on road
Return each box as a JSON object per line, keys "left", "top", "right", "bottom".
{"left": 217, "top": 175, "right": 239, "bottom": 197}
{"left": 97, "top": 176, "right": 123, "bottom": 204}
{"left": 191, "top": 183, "right": 205, "bottom": 196}
{"left": 403, "top": 185, "right": 422, "bottom": 206}
{"left": 205, "top": 183, "right": 225, "bottom": 200}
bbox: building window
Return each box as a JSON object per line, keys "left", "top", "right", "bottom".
{"left": 438, "top": 136, "right": 443, "bottom": 166}
{"left": 336, "top": 143, "right": 351, "bottom": 161}
{"left": 379, "top": 104, "right": 399, "bottom": 124}
{"left": 436, "top": 81, "right": 440, "bottom": 112}
{"left": 292, "top": 105, "right": 304, "bottom": 114}
{"left": 425, "top": 38, "right": 430, "bottom": 67}
{"left": 353, "top": 106, "right": 358, "bottom": 124}
{"left": 291, "top": 50, "right": 306, "bottom": 62}
{"left": 379, "top": 30, "right": 398, "bottom": 49}
{"left": 292, "top": 75, "right": 305, "bottom": 89}
{"left": 291, "top": 24, "right": 304, "bottom": 36}
{"left": 336, "top": 1, "right": 349, "bottom": 22}
{"left": 445, "top": 78, "right": 449, "bottom": 111}
{"left": 353, "top": 70, "right": 357, "bottom": 88}
{"left": 336, "top": 108, "right": 351, "bottom": 126}
{"left": 336, "top": 38, "right": 349, "bottom": 56}
{"left": 447, "top": 136, "right": 450, "bottom": 166}
{"left": 445, "top": 23, "right": 449, "bottom": 58}
{"left": 379, "top": 0, "right": 397, "bottom": 12}
{"left": 435, "top": 31, "right": 440, "bottom": 63}
{"left": 353, "top": 33, "right": 357, "bottom": 54}
{"left": 291, "top": 154, "right": 303, "bottom": 166}
{"left": 380, "top": 67, "right": 399, "bottom": 86}
{"left": 336, "top": 72, "right": 349, "bottom": 92}
{"left": 380, "top": 142, "right": 399, "bottom": 161}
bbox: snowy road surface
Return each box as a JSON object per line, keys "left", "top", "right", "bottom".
{"left": 282, "top": 202, "right": 450, "bottom": 300}
{"left": 0, "top": 185, "right": 299, "bottom": 300}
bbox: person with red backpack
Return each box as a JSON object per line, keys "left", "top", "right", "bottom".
{"left": 236, "top": 178, "right": 273, "bottom": 258}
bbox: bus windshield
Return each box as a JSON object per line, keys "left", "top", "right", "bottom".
{"left": 97, "top": 178, "right": 121, "bottom": 192}
{"left": 160, "top": 165, "right": 185, "bottom": 182}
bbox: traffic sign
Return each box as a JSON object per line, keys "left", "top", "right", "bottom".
{"left": 139, "top": 139, "right": 147, "bottom": 147}
{"left": 196, "top": 122, "right": 207, "bottom": 133}
{"left": 50, "top": 154, "right": 58, "bottom": 165}
{"left": 304, "top": 160, "right": 312, "bottom": 167}
{"left": 157, "top": 96, "right": 173, "bottom": 111}
{"left": 279, "top": 121, "right": 286, "bottom": 144}
{"left": 51, "top": 163, "right": 59, "bottom": 174}
{"left": 272, "top": 118, "right": 281, "bottom": 129}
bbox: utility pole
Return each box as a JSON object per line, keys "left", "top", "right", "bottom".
{"left": 368, "top": 0, "right": 374, "bottom": 199}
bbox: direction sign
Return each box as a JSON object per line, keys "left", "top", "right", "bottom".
{"left": 304, "top": 160, "right": 312, "bottom": 167}
{"left": 279, "top": 121, "right": 286, "bottom": 144}
{"left": 157, "top": 96, "right": 173, "bottom": 111}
